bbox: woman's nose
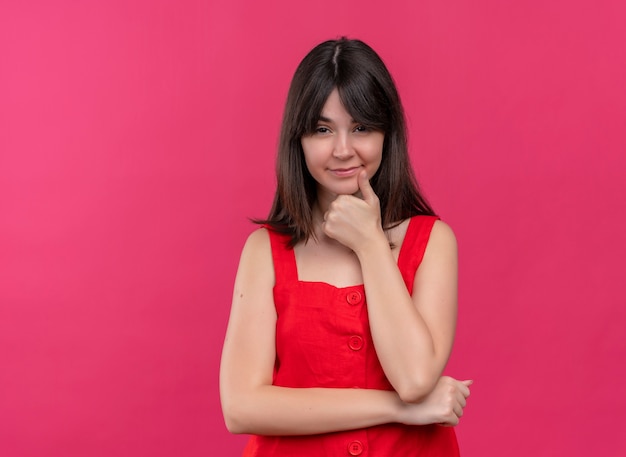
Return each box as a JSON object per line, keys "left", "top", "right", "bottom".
{"left": 332, "top": 132, "right": 354, "bottom": 159}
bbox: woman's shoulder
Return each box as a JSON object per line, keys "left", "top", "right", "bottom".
{"left": 390, "top": 215, "right": 452, "bottom": 249}
{"left": 399, "top": 216, "right": 457, "bottom": 261}
{"left": 239, "top": 228, "right": 273, "bottom": 266}
{"left": 429, "top": 219, "right": 456, "bottom": 246}
{"left": 406, "top": 216, "right": 456, "bottom": 243}
{"left": 422, "top": 218, "right": 458, "bottom": 262}
{"left": 241, "top": 227, "right": 273, "bottom": 255}
{"left": 235, "top": 227, "right": 276, "bottom": 287}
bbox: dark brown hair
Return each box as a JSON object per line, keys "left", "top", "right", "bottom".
{"left": 258, "top": 37, "right": 435, "bottom": 245}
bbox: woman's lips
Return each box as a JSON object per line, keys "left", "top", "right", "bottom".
{"left": 328, "top": 166, "right": 360, "bottom": 177}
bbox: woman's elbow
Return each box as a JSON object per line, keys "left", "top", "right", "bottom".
{"left": 396, "top": 376, "right": 437, "bottom": 404}
{"left": 221, "top": 396, "right": 250, "bottom": 434}
{"left": 223, "top": 413, "right": 246, "bottom": 435}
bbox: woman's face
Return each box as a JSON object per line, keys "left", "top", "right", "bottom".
{"left": 301, "top": 88, "right": 384, "bottom": 200}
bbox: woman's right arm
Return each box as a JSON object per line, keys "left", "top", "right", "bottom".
{"left": 219, "top": 229, "right": 470, "bottom": 436}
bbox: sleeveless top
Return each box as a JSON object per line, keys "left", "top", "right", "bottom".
{"left": 243, "top": 216, "right": 459, "bottom": 457}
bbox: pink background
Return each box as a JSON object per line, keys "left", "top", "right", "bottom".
{"left": 1, "top": 1, "right": 625, "bottom": 456}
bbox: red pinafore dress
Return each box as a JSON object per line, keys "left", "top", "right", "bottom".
{"left": 243, "top": 216, "right": 459, "bottom": 457}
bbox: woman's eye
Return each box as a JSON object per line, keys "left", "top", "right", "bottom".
{"left": 355, "top": 125, "right": 369, "bottom": 132}
{"left": 315, "top": 126, "right": 330, "bottom": 134}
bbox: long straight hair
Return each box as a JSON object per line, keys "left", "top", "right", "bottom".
{"left": 258, "top": 38, "right": 435, "bottom": 246}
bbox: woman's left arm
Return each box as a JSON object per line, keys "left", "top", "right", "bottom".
{"left": 323, "top": 172, "right": 458, "bottom": 403}
{"left": 358, "top": 219, "right": 458, "bottom": 403}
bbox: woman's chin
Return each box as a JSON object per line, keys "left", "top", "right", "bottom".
{"left": 336, "top": 182, "right": 360, "bottom": 196}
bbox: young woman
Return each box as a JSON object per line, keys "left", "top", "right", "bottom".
{"left": 220, "top": 38, "right": 472, "bottom": 456}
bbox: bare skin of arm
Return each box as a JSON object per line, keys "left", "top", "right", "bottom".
{"left": 219, "top": 228, "right": 470, "bottom": 436}
{"left": 322, "top": 172, "right": 460, "bottom": 403}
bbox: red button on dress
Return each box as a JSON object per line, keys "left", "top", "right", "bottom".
{"left": 346, "top": 291, "right": 362, "bottom": 305}
{"left": 348, "top": 335, "right": 363, "bottom": 351}
{"left": 348, "top": 440, "right": 363, "bottom": 456}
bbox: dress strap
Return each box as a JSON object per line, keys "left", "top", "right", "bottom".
{"left": 397, "top": 216, "right": 439, "bottom": 294}
{"left": 265, "top": 228, "right": 299, "bottom": 285}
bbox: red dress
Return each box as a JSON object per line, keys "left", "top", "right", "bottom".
{"left": 243, "top": 216, "right": 459, "bottom": 457}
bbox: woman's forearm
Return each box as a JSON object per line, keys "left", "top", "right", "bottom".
{"left": 223, "top": 385, "right": 401, "bottom": 435}
{"left": 222, "top": 376, "right": 470, "bottom": 436}
{"left": 358, "top": 243, "right": 440, "bottom": 400}
{"left": 355, "top": 222, "right": 458, "bottom": 403}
